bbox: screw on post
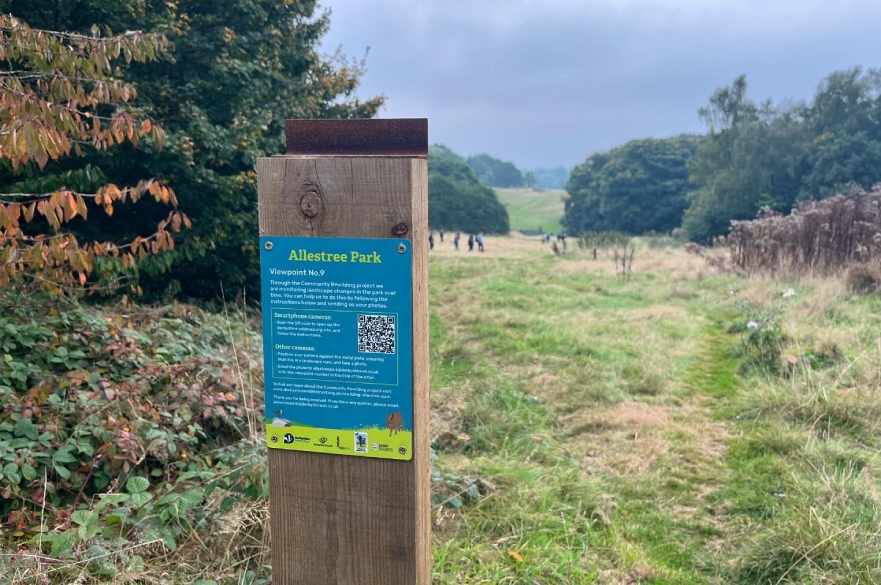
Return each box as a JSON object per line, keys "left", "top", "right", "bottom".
{"left": 265, "top": 240, "right": 274, "bottom": 251}
{"left": 398, "top": 242, "right": 407, "bottom": 254}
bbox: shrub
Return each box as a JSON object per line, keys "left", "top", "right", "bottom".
{"left": 0, "top": 291, "right": 264, "bottom": 556}
{"left": 726, "top": 186, "right": 881, "bottom": 275}
{"left": 845, "top": 263, "right": 881, "bottom": 295}
{"left": 730, "top": 302, "right": 787, "bottom": 374}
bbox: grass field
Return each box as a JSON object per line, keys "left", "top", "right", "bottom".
{"left": 429, "top": 235, "right": 881, "bottom": 584}
{"left": 6, "top": 236, "right": 881, "bottom": 584}
{"left": 495, "top": 187, "right": 566, "bottom": 234}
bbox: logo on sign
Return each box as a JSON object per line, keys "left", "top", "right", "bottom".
{"left": 354, "top": 432, "right": 368, "bottom": 453}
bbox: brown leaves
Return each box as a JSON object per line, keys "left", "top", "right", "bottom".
{"left": 0, "top": 16, "right": 180, "bottom": 295}
{"left": 1, "top": 185, "right": 189, "bottom": 294}
{"left": 0, "top": 15, "right": 170, "bottom": 77}
{"left": 0, "top": 15, "right": 170, "bottom": 169}
{"left": 728, "top": 186, "right": 881, "bottom": 274}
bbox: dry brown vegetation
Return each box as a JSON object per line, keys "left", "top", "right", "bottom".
{"left": 727, "top": 185, "right": 881, "bottom": 275}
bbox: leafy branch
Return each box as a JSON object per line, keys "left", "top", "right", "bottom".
{"left": 0, "top": 15, "right": 185, "bottom": 294}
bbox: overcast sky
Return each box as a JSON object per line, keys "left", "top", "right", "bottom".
{"left": 319, "top": 0, "right": 881, "bottom": 169}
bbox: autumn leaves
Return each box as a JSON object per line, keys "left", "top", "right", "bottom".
{"left": 0, "top": 16, "right": 187, "bottom": 293}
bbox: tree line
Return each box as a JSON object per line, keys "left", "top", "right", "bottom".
{"left": 465, "top": 153, "right": 569, "bottom": 190}
{"left": 430, "top": 146, "right": 510, "bottom": 234}
{"left": 0, "top": 0, "right": 383, "bottom": 301}
{"left": 564, "top": 68, "right": 881, "bottom": 242}
{"left": 0, "top": 2, "right": 521, "bottom": 301}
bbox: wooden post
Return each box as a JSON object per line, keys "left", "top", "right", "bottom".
{"left": 256, "top": 119, "right": 430, "bottom": 585}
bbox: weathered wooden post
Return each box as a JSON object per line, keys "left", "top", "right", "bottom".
{"left": 256, "top": 119, "right": 430, "bottom": 585}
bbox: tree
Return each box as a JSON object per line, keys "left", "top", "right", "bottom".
{"left": 524, "top": 170, "right": 536, "bottom": 190}
{"left": 0, "top": 14, "right": 187, "bottom": 293}
{"left": 1, "top": 1, "right": 383, "bottom": 299}
{"left": 466, "top": 153, "right": 525, "bottom": 188}
{"left": 531, "top": 166, "right": 569, "bottom": 189}
{"left": 798, "top": 68, "right": 881, "bottom": 199}
{"left": 563, "top": 136, "right": 699, "bottom": 235}
{"left": 429, "top": 145, "right": 509, "bottom": 233}
{"left": 683, "top": 69, "right": 881, "bottom": 242}
{"left": 683, "top": 76, "right": 813, "bottom": 242}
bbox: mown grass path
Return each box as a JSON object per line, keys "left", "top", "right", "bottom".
{"left": 429, "top": 237, "right": 742, "bottom": 584}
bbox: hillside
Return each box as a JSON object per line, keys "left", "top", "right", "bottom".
{"left": 429, "top": 145, "right": 510, "bottom": 233}
{"left": 495, "top": 187, "right": 565, "bottom": 234}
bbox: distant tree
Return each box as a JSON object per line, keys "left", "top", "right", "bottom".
{"left": 798, "top": 68, "right": 881, "bottom": 199}
{"left": 524, "top": 171, "right": 536, "bottom": 190}
{"left": 466, "top": 153, "right": 525, "bottom": 188}
{"left": 683, "top": 69, "right": 881, "bottom": 242}
{"left": 563, "top": 136, "right": 699, "bottom": 235}
{"left": 531, "top": 166, "right": 569, "bottom": 189}
{"left": 684, "top": 75, "right": 812, "bottom": 241}
{"left": 1, "top": 0, "right": 383, "bottom": 299}
{"left": 430, "top": 145, "right": 509, "bottom": 233}
{"left": 0, "top": 15, "right": 187, "bottom": 293}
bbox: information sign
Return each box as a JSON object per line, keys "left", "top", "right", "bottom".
{"left": 260, "top": 235, "right": 413, "bottom": 461}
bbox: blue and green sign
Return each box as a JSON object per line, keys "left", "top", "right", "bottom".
{"left": 260, "top": 236, "right": 413, "bottom": 460}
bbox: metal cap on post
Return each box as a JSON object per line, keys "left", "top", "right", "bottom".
{"left": 285, "top": 119, "right": 428, "bottom": 156}
{"left": 257, "top": 119, "right": 430, "bottom": 585}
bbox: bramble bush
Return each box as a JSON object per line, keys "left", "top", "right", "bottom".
{"left": 0, "top": 291, "right": 267, "bottom": 573}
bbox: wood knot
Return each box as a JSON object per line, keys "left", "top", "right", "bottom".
{"left": 391, "top": 222, "right": 409, "bottom": 236}
{"left": 299, "top": 182, "right": 323, "bottom": 219}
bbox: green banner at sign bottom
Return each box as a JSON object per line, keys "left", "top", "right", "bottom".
{"left": 265, "top": 423, "right": 413, "bottom": 461}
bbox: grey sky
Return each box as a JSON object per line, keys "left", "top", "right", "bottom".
{"left": 319, "top": 0, "right": 881, "bottom": 169}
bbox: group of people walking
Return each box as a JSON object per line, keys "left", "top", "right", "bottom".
{"left": 428, "top": 230, "right": 486, "bottom": 252}
{"left": 544, "top": 232, "right": 567, "bottom": 255}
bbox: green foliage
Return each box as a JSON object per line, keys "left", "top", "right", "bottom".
{"left": 429, "top": 145, "right": 510, "bottom": 233}
{"left": 0, "top": 0, "right": 382, "bottom": 300}
{"left": 0, "top": 290, "right": 265, "bottom": 556}
{"left": 466, "top": 153, "right": 525, "bottom": 188}
{"left": 730, "top": 301, "right": 787, "bottom": 374}
{"left": 684, "top": 69, "right": 881, "bottom": 242}
{"left": 563, "top": 136, "right": 699, "bottom": 235}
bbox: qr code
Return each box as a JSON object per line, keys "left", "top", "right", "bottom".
{"left": 357, "top": 314, "right": 396, "bottom": 354}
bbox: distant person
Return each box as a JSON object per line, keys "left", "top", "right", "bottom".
{"left": 477, "top": 233, "right": 485, "bottom": 253}
{"left": 439, "top": 230, "right": 444, "bottom": 243}
{"left": 429, "top": 232, "right": 434, "bottom": 250}
{"left": 453, "top": 231, "right": 461, "bottom": 250}
{"left": 467, "top": 234, "right": 474, "bottom": 252}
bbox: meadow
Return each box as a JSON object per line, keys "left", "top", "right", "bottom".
{"left": 429, "top": 235, "right": 881, "bottom": 584}
{"left": 494, "top": 188, "right": 566, "bottom": 234}
{"left": 3, "top": 236, "right": 881, "bottom": 584}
